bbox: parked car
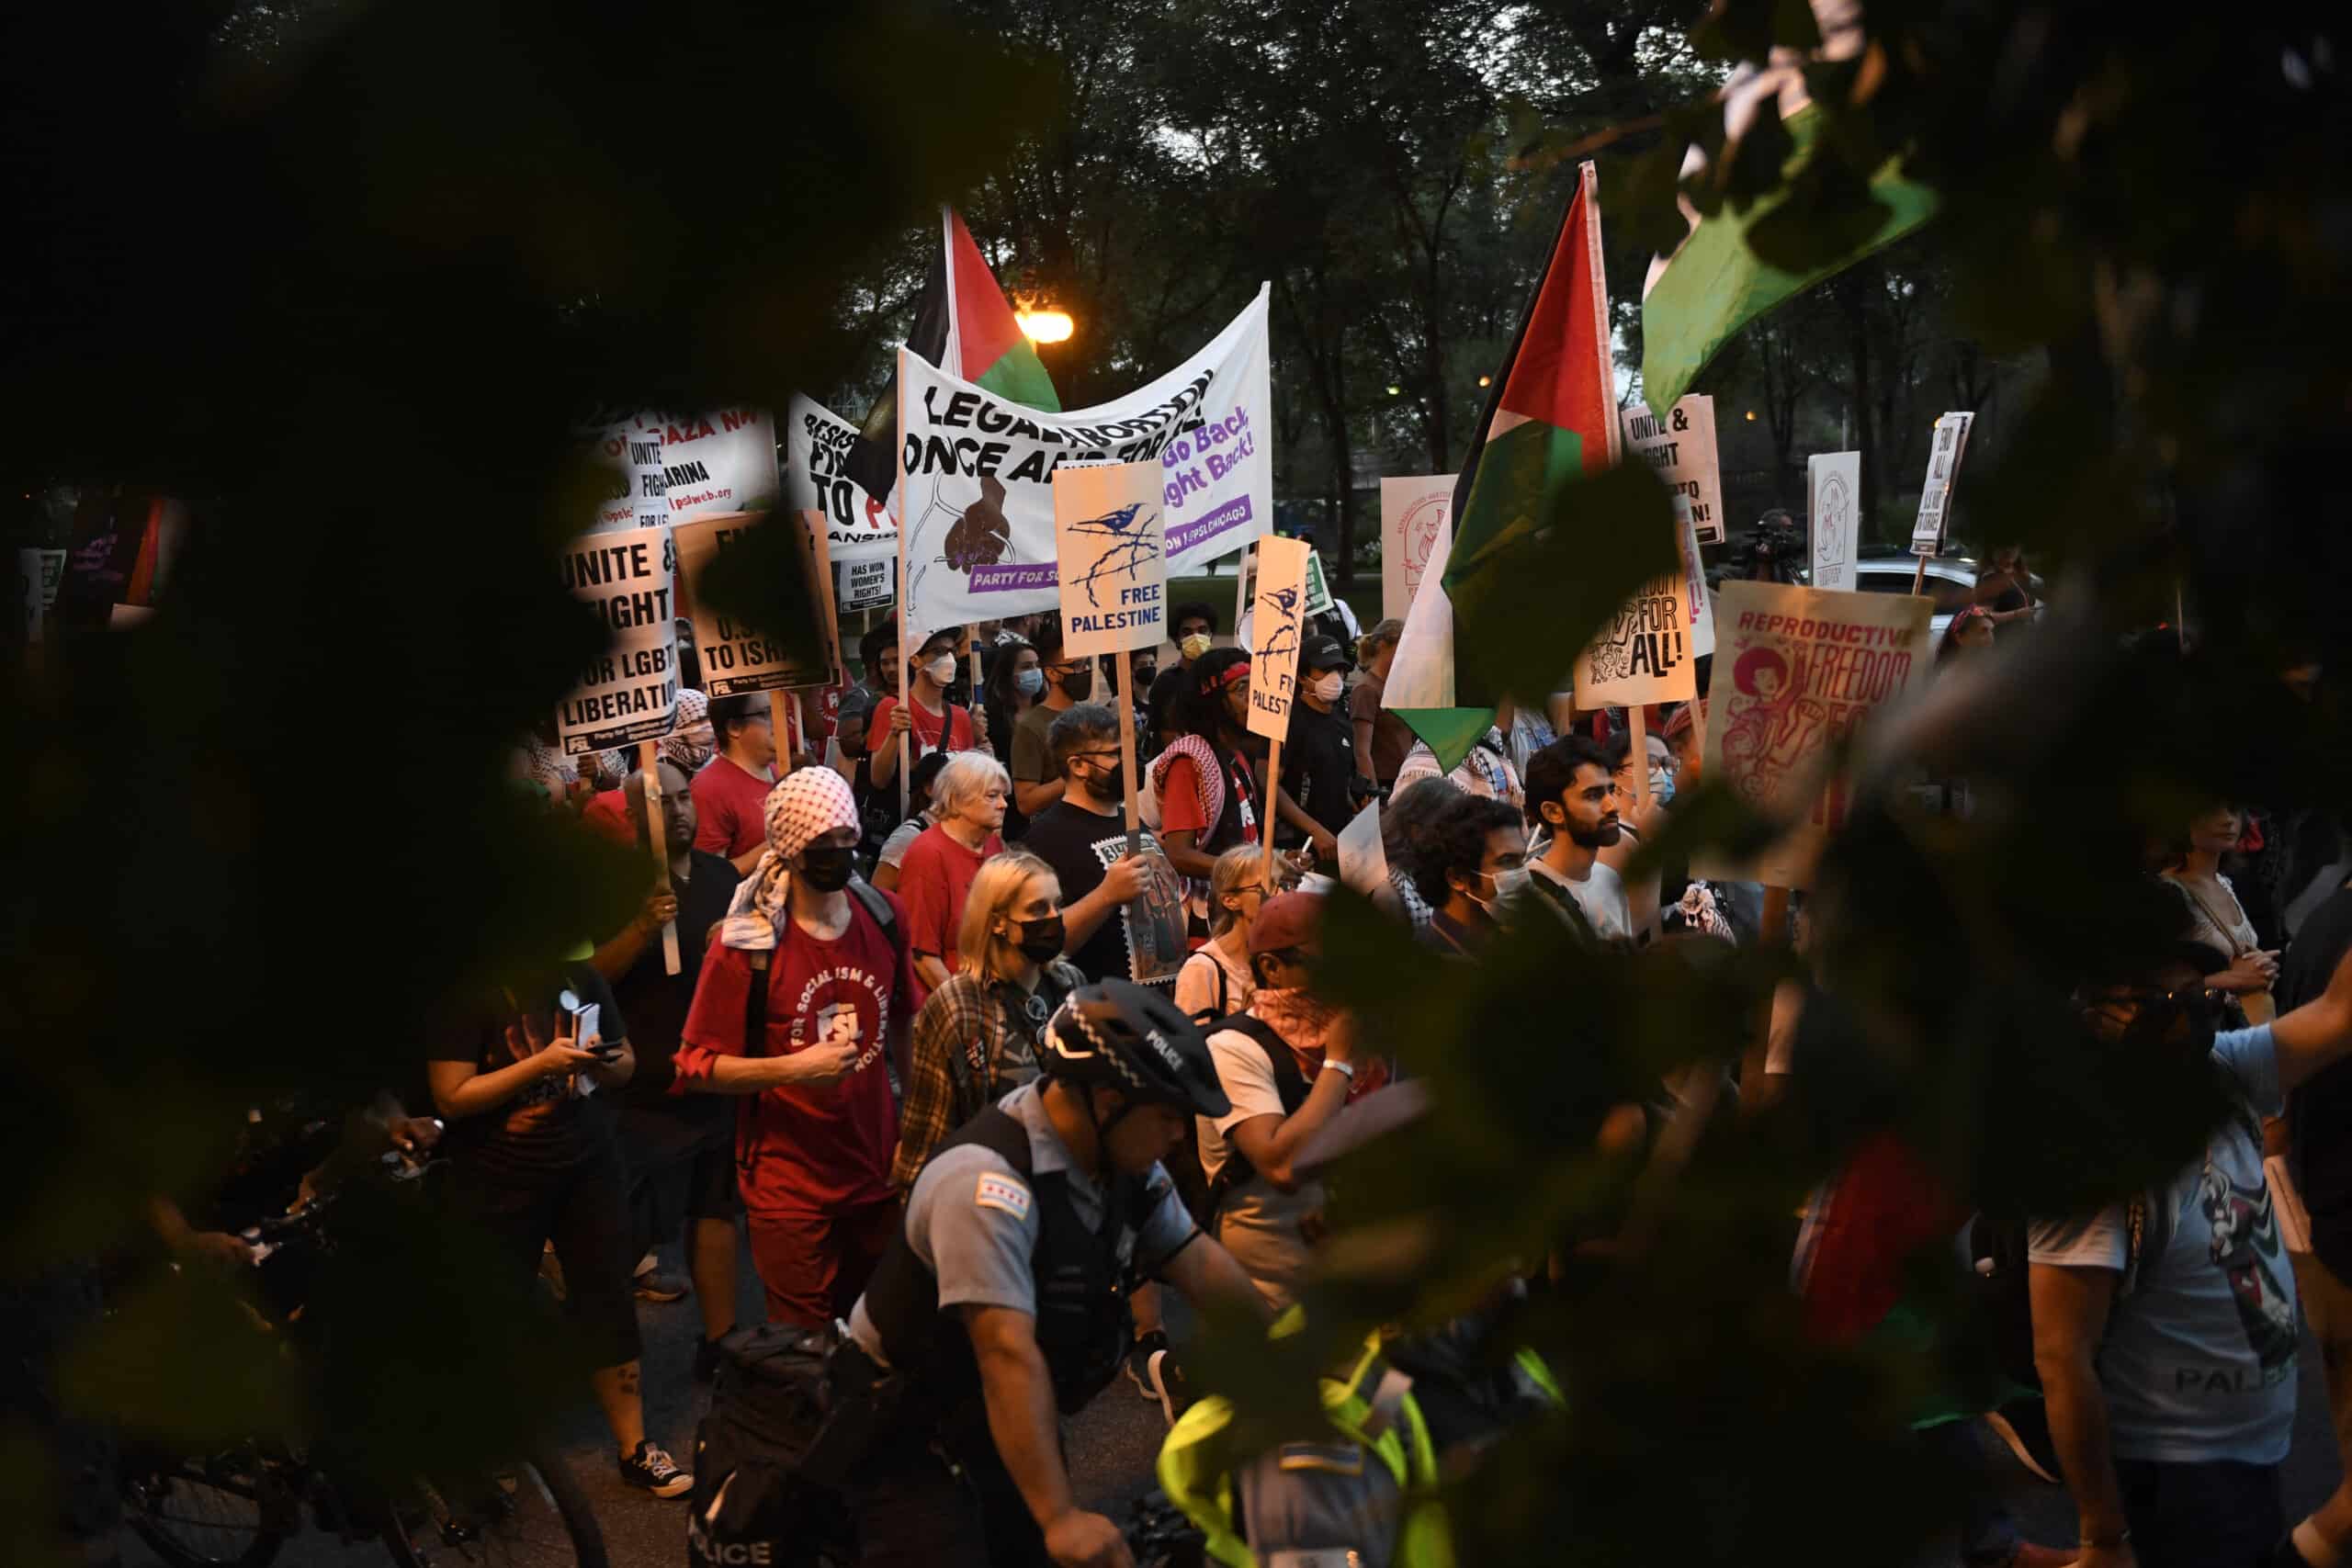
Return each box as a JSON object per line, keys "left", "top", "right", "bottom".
{"left": 1849, "top": 551, "right": 2042, "bottom": 640}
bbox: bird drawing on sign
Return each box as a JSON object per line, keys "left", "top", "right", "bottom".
{"left": 1256, "top": 584, "right": 1302, "bottom": 664}
{"left": 1065, "top": 501, "right": 1161, "bottom": 608}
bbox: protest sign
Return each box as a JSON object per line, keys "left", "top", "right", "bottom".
{"left": 1248, "top": 534, "right": 1312, "bottom": 889}
{"left": 583, "top": 423, "right": 639, "bottom": 533}
{"left": 1678, "top": 495, "right": 1715, "bottom": 660}
{"left": 1053, "top": 462, "right": 1165, "bottom": 659}
{"left": 1699, "top": 580, "right": 1933, "bottom": 888}
{"left": 648, "top": 408, "right": 781, "bottom": 523}
{"left": 1623, "top": 395, "right": 1726, "bottom": 546}
{"left": 1808, "top": 451, "right": 1860, "bottom": 592}
{"left": 1336, "top": 799, "right": 1389, "bottom": 899}
{"left": 1574, "top": 511, "right": 1699, "bottom": 709}
{"left": 556, "top": 530, "right": 680, "bottom": 755}
{"left": 787, "top": 394, "right": 898, "bottom": 611}
{"left": 895, "top": 286, "right": 1273, "bottom": 640}
{"left": 672, "top": 510, "right": 840, "bottom": 697}
{"left": 18, "top": 547, "right": 64, "bottom": 645}
{"left": 1910, "top": 412, "right": 1975, "bottom": 558}
{"left": 1302, "top": 548, "right": 1336, "bottom": 618}
{"left": 1379, "top": 475, "right": 1452, "bottom": 620}
{"left": 629, "top": 428, "right": 667, "bottom": 530}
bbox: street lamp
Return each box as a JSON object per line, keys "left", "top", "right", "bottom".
{"left": 1017, "top": 310, "right": 1074, "bottom": 344}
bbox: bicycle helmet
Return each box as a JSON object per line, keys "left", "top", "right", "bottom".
{"left": 1039, "top": 979, "right": 1231, "bottom": 1121}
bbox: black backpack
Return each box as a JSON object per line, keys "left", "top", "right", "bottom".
{"left": 686, "top": 1325, "right": 852, "bottom": 1568}
{"left": 1968, "top": 1190, "right": 2159, "bottom": 1393}
{"left": 1174, "top": 1014, "right": 1311, "bottom": 1228}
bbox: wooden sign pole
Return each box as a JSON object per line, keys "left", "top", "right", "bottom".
{"left": 636, "top": 739, "right": 683, "bottom": 976}
{"left": 767, "top": 691, "right": 792, "bottom": 773}
{"left": 1115, "top": 647, "right": 1144, "bottom": 858}
{"left": 1260, "top": 737, "right": 1283, "bottom": 896}
{"left": 1628, "top": 705, "right": 1652, "bottom": 814}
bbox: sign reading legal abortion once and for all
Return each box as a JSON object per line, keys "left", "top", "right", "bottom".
{"left": 1910, "top": 412, "right": 1975, "bottom": 557}
{"left": 1378, "top": 475, "right": 1452, "bottom": 621}
{"left": 1622, "top": 395, "right": 1726, "bottom": 547}
{"left": 1246, "top": 535, "right": 1313, "bottom": 742}
{"left": 1699, "top": 580, "right": 1933, "bottom": 888}
{"left": 672, "top": 511, "right": 841, "bottom": 697}
{"left": 556, "top": 530, "right": 679, "bottom": 754}
{"left": 895, "top": 286, "right": 1273, "bottom": 639}
{"left": 1053, "top": 463, "right": 1165, "bottom": 659}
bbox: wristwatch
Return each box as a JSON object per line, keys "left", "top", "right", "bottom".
{"left": 1321, "top": 1059, "right": 1355, "bottom": 1081}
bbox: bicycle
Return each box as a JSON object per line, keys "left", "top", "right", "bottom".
{"left": 119, "top": 1151, "right": 609, "bottom": 1568}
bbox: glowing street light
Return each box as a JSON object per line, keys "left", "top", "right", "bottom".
{"left": 1745, "top": 410, "right": 1757, "bottom": 421}
{"left": 1385, "top": 384, "right": 1402, "bottom": 396}
{"left": 1017, "top": 310, "right": 1074, "bottom": 344}
{"left": 1477, "top": 375, "right": 1492, "bottom": 388}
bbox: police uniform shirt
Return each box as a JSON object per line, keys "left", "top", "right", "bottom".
{"left": 847, "top": 1080, "right": 1196, "bottom": 1361}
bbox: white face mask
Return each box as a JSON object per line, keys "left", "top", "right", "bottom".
{"left": 1181, "top": 633, "right": 1213, "bottom": 660}
{"left": 1308, "top": 671, "right": 1344, "bottom": 704}
{"left": 923, "top": 654, "right": 957, "bottom": 686}
{"left": 1469, "top": 865, "right": 1527, "bottom": 915}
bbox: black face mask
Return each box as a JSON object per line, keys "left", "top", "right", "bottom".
{"left": 1133, "top": 664, "right": 1158, "bottom": 689}
{"left": 795, "top": 844, "right": 856, "bottom": 892}
{"left": 1059, "top": 670, "right": 1094, "bottom": 701}
{"left": 1081, "top": 758, "right": 1124, "bottom": 798}
{"left": 1007, "top": 914, "right": 1066, "bottom": 964}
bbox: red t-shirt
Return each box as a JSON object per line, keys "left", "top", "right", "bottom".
{"left": 1159, "top": 750, "right": 1260, "bottom": 847}
{"left": 692, "top": 754, "right": 775, "bottom": 858}
{"left": 673, "top": 890, "right": 912, "bottom": 1215}
{"left": 582, "top": 788, "right": 635, "bottom": 847}
{"left": 896, "top": 823, "right": 1002, "bottom": 1010}
{"left": 865, "top": 694, "right": 975, "bottom": 761}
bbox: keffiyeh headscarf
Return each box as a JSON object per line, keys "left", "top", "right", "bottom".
{"left": 518, "top": 735, "right": 577, "bottom": 801}
{"left": 590, "top": 748, "right": 632, "bottom": 791}
{"left": 659, "top": 689, "right": 714, "bottom": 772}
{"left": 718, "top": 766, "right": 861, "bottom": 952}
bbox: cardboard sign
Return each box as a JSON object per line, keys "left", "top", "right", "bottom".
{"left": 1808, "top": 451, "right": 1860, "bottom": 592}
{"left": 787, "top": 394, "right": 898, "bottom": 609}
{"left": 1623, "top": 395, "right": 1726, "bottom": 546}
{"left": 673, "top": 510, "right": 841, "bottom": 696}
{"left": 1052, "top": 461, "right": 1166, "bottom": 658}
{"left": 1574, "top": 504, "right": 1699, "bottom": 708}
{"left": 1678, "top": 495, "right": 1715, "bottom": 660}
{"left": 1303, "top": 548, "right": 1336, "bottom": 618}
{"left": 1699, "top": 580, "right": 1934, "bottom": 887}
{"left": 1910, "top": 412, "right": 1975, "bottom": 558}
{"left": 897, "top": 288, "right": 1273, "bottom": 639}
{"left": 1379, "top": 475, "right": 1452, "bottom": 621}
{"left": 556, "top": 529, "right": 680, "bottom": 754}
{"left": 1246, "top": 536, "right": 1312, "bottom": 741}
{"left": 1119, "top": 839, "right": 1191, "bottom": 987}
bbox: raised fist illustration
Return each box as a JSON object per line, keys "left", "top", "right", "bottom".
{"left": 945, "top": 477, "right": 1012, "bottom": 570}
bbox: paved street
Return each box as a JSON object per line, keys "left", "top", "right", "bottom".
{"left": 122, "top": 1230, "right": 2347, "bottom": 1566}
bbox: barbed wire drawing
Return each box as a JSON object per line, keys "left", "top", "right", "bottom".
{"left": 1064, "top": 502, "right": 1161, "bottom": 608}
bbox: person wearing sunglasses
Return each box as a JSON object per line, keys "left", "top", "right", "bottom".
{"left": 2029, "top": 912, "right": 2352, "bottom": 1568}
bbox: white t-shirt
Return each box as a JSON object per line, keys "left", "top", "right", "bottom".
{"left": 1173, "top": 943, "right": 1253, "bottom": 1024}
{"left": 1527, "top": 857, "right": 1632, "bottom": 942}
{"left": 1198, "top": 1023, "right": 1323, "bottom": 1308}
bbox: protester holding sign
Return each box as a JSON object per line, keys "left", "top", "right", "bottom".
{"left": 1022, "top": 703, "right": 1176, "bottom": 983}
{"left": 1153, "top": 649, "right": 1264, "bottom": 888}
{"left": 693, "top": 694, "right": 778, "bottom": 869}
{"left": 867, "top": 626, "right": 985, "bottom": 788}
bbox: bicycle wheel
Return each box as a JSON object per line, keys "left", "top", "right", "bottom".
{"left": 375, "top": 1449, "right": 607, "bottom": 1568}
{"left": 121, "top": 1451, "right": 289, "bottom": 1568}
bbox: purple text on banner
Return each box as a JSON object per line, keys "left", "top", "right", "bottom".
{"left": 970, "top": 561, "right": 1060, "bottom": 594}
{"left": 1166, "top": 495, "right": 1254, "bottom": 557}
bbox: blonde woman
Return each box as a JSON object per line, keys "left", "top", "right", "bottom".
{"left": 889, "top": 851, "right": 1085, "bottom": 1188}
{"left": 1174, "top": 846, "right": 1266, "bottom": 1024}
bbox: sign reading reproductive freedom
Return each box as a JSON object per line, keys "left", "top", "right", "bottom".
{"left": 1910, "top": 412, "right": 1975, "bottom": 558}
{"left": 673, "top": 510, "right": 841, "bottom": 696}
{"left": 1700, "top": 580, "right": 1933, "bottom": 888}
{"left": 1575, "top": 506, "right": 1700, "bottom": 708}
{"left": 1053, "top": 462, "right": 1165, "bottom": 658}
{"left": 1809, "top": 450, "right": 1860, "bottom": 592}
{"left": 786, "top": 394, "right": 898, "bottom": 612}
{"left": 896, "top": 285, "right": 1273, "bottom": 640}
{"left": 1246, "top": 535, "right": 1312, "bottom": 742}
{"left": 557, "top": 530, "right": 680, "bottom": 755}
{"left": 1623, "top": 395, "right": 1726, "bottom": 546}
{"left": 1379, "top": 475, "right": 1452, "bottom": 621}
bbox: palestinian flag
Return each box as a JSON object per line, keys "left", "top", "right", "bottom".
{"left": 1639, "top": 0, "right": 1939, "bottom": 418}
{"left": 844, "top": 207, "right": 1060, "bottom": 501}
{"left": 1387, "top": 161, "right": 1618, "bottom": 770}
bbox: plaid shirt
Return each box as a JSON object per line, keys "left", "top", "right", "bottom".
{"left": 889, "top": 959, "right": 1086, "bottom": 1191}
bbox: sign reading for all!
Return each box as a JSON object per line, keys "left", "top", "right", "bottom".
{"left": 557, "top": 529, "right": 679, "bottom": 754}
{"left": 1699, "top": 580, "right": 1933, "bottom": 887}
{"left": 1575, "top": 502, "right": 1699, "bottom": 709}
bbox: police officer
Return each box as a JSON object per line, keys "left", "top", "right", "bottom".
{"left": 835, "top": 980, "right": 1270, "bottom": 1567}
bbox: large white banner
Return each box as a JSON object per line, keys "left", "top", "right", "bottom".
{"left": 897, "top": 286, "right": 1273, "bottom": 639}
{"left": 786, "top": 394, "right": 898, "bottom": 612}
{"left": 1378, "top": 475, "right": 1452, "bottom": 622}
{"left": 1809, "top": 450, "right": 1860, "bottom": 592}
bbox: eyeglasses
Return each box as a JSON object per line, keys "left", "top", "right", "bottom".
{"left": 1072, "top": 750, "right": 1123, "bottom": 766}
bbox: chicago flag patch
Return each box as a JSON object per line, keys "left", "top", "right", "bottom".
{"left": 975, "top": 1172, "right": 1033, "bottom": 1220}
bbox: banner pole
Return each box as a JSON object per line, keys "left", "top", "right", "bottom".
{"left": 969, "top": 641, "right": 985, "bottom": 751}
{"left": 1260, "top": 737, "right": 1283, "bottom": 895}
{"left": 1116, "top": 648, "right": 1143, "bottom": 858}
{"left": 1233, "top": 538, "right": 1254, "bottom": 640}
{"left": 1628, "top": 705, "right": 1652, "bottom": 813}
{"left": 893, "top": 360, "right": 912, "bottom": 817}
{"left": 1910, "top": 554, "right": 1928, "bottom": 596}
{"left": 637, "top": 740, "right": 682, "bottom": 976}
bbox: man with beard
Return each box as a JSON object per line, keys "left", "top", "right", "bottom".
{"left": 2029, "top": 908, "right": 2352, "bottom": 1568}
{"left": 1521, "top": 736, "right": 1630, "bottom": 945}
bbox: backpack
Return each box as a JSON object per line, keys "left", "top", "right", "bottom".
{"left": 685, "top": 1324, "right": 852, "bottom": 1568}
{"left": 1968, "top": 1190, "right": 2159, "bottom": 1394}
{"left": 1177, "top": 1014, "right": 1311, "bottom": 1228}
